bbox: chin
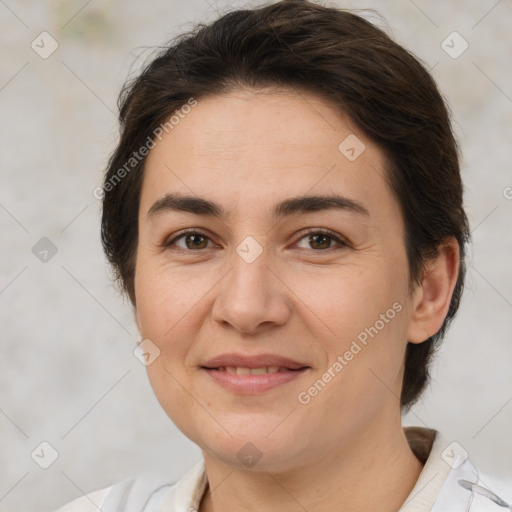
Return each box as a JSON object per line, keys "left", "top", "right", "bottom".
{"left": 195, "top": 419, "right": 309, "bottom": 473}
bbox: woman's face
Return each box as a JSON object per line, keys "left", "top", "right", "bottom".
{"left": 134, "top": 88, "right": 421, "bottom": 472}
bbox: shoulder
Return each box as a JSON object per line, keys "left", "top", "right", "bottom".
{"left": 53, "top": 460, "right": 206, "bottom": 512}
{"left": 430, "top": 439, "right": 512, "bottom": 511}
{"left": 403, "top": 427, "right": 512, "bottom": 512}
{"left": 54, "top": 484, "right": 113, "bottom": 512}
{"left": 53, "top": 477, "right": 172, "bottom": 512}
{"left": 468, "top": 470, "right": 512, "bottom": 511}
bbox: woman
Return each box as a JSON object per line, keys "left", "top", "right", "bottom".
{"left": 55, "top": 1, "right": 510, "bottom": 510}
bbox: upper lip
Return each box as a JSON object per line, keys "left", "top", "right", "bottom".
{"left": 202, "top": 353, "right": 309, "bottom": 370}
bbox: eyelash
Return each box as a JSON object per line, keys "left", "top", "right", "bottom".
{"left": 163, "top": 227, "right": 350, "bottom": 252}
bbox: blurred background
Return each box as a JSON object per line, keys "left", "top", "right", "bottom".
{"left": 1, "top": 1, "right": 511, "bottom": 510}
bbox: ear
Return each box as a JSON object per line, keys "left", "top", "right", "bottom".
{"left": 407, "top": 237, "right": 460, "bottom": 343}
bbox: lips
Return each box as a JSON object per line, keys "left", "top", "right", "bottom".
{"left": 215, "top": 366, "right": 288, "bottom": 375}
{"left": 201, "top": 353, "right": 310, "bottom": 394}
{"left": 201, "top": 353, "right": 309, "bottom": 371}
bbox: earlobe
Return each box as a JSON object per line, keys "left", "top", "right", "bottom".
{"left": 407, "top": 238, "right": 460, "bottom": 344}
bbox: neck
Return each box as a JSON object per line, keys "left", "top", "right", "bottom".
{"left": 199, "top": 417, "right": 425, "bottom": 512}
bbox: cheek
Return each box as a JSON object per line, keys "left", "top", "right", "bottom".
{"left": 135, "top": 258, "right": 201, "bottom": 335}
{"left": 299, "top": 313, "right": 408, "bottom": 431}
{"left": 134, "top": 258, "right": 222, "bottom": 375}
{"left": 291, "top": 262, "right": 409, "bottom": 392}
{"left": 134, "top": 262, "right": 204, "bottom": 422}
{"left": 288, "top": 262, "right": 396, "bottom": 341}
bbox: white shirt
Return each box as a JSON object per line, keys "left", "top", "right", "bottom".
{"left": 54, "top": 426, "right": 511, "bottom": 511}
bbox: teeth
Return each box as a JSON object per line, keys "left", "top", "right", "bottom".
{"left": 221, "top": 366, "right": 285, "bottom": 375}
{"left": 251, "top": 367, "right": 268, "bottom": 375}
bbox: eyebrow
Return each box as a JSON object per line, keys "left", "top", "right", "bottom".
{"left": 146, "top": 192, "right": 369, "bottom": 221}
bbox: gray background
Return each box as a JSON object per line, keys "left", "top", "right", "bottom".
{"left": 1, "top": 1, "right": 511, "bottom": 510}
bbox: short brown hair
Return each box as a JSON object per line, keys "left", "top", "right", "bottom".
{"left": 101, "top": 0, "right": 470, "bottom": 411}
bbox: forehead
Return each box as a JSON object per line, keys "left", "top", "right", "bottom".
{"left": 140, "top": 87, "right": 396, "bottom": 222}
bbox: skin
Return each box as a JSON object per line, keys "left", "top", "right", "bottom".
{"left": 134, "top": 87, "right": 459, "bottom": 512}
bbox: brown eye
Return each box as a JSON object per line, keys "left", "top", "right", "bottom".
{"left": 183, "top": 233, "right": 209, "bottom": 250}
{"left": 295, "top": 229, "right": 349, "bottom": 251}
{"left": 165, "top": 230, "right": 213, "bottom": 251}
{"left": 308, "top": 233, "right": 332, "bottom": 250}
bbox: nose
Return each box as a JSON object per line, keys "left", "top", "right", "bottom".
{"left": 211, "top": 246, "right": 292, "bottom": 335}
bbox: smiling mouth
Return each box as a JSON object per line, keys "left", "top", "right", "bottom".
{"left": 201, "top": 365, "right": 310, "bottom": 393}
{"left": 203, "top": 366, "right": 309, "bottom": 375}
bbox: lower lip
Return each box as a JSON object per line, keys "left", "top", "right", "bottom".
{"left": 201, "top": 368, "right": 308, "bottom": 394}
